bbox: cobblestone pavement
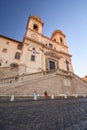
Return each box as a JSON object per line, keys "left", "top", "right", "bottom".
{"left": 1, "top": 98, "right": 87, "bottom": 130}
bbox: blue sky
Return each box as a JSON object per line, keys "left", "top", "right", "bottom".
{"left": 0, "top": 0, "right": 87, "bottom": 77}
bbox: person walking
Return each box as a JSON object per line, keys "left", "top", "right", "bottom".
{"left": 33, "top": 91, "right": 38, "bottom": 100}
{"left": 44, "top": 91, "right": 48, "bottom": 98}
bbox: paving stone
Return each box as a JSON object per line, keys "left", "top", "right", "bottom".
{"left": 0, "top": 98, "right": 87, "bottom": 130}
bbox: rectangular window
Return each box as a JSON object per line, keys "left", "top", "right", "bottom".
{"left": 15, "top": 52, "right": 21, "bottom": 59}
{"left": 6, "top": 41, "right": 9, "bottom": 45}
{"left": 49, "top": 61, "right": 55, "bottom": 70}
{"left": 31, "top": 55, "right": 35, "bottom": 61}
{"left": 2, "top": 48, "right": 7, "bottom": 53}
{"left": 17, "top": 45, "right": 22, "bottom": 50}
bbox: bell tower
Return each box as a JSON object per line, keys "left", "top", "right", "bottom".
{"left": 25, "top": 15, "right": 44, "bottom": 38}
{"left": 51, "top": 30, "right": 66, "bottom": 46}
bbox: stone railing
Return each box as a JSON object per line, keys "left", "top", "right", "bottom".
{"left": 58, "top": 69, "right": 87, "bottom": 86}
{"left": 0, "top": 69, "right": 75, "bottom": 88}
{"left": 1, "top": 68, "right": 85, "bottom": 89}
{"left": 0, "top": 70, "right": 57, "bottom": 88}
{"left": 56, "top": 69, "right": 73, "bottom": 77}
{"left": 0, "top": 72, "right": 43, "bottom": 88}
{"left": 70, "top": 72, "right": 87, "bottom": 87}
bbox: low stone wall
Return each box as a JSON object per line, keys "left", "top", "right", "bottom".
{"left": 0, "top": 95, "right": 86, "bottom": 102}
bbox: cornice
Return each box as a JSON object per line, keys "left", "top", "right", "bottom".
{"left": 27, "top": 28, "right": 42, "bottom": 36}
{"left": 24, "top": 36, "right": 42, "bottom": 46}
{"left": 44, "top": 51, "right": 62, "bottom": 59}
{"left": 27, "top": 29, "right": 68, "bottom": 48}
{"left": 24, "top": 36, "right": 72, "bottom": 57}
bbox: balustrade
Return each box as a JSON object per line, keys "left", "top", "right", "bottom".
{"left": 0, "top": 72, "right": 43, "bottom": 88}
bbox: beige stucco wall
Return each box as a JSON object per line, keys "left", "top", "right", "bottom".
{"left": 0, "top": 37, "right": 21, "bottom": 66}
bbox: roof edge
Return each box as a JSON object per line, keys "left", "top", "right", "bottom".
{"left": 0, "top": 35, "right": 22, "bottom": 44}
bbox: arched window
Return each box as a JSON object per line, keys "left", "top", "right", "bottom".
{"left": 60, "top": 37, "right": 63, "bottom": 43}
{"left": 33, "top": 24, "right": 38, "bottom": 31}
{"left": 32, "top": 48, "right": 36, "bottom": 55}
{"left": 54, "top": 39, "right": 56, "bottom": 42}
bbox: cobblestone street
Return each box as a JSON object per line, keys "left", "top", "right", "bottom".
{"left": 0, "top": 98, "right": 87, "bottom": 130}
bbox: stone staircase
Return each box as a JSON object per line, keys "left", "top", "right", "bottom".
{"left": 0, "top": 69, "right": 87, "bottom": 97}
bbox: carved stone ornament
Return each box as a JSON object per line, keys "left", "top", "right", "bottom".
{"left": 27, "top": 47, "right": 32, "bottom": 51}
{"left": 36, "top": 49, "right": 39, "bottom": 53}
{"left": 31, "top": 33, "right": 38, "bottom": 40}
{"left": 27, "top": 47, "right": 39, "bottom": 54}
{"left": 25, "top": 43, "right": 29, "bottom": 46}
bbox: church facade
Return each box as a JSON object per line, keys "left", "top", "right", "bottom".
{"left": 0, "top": 16, "right": 73, "bottom": 74}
